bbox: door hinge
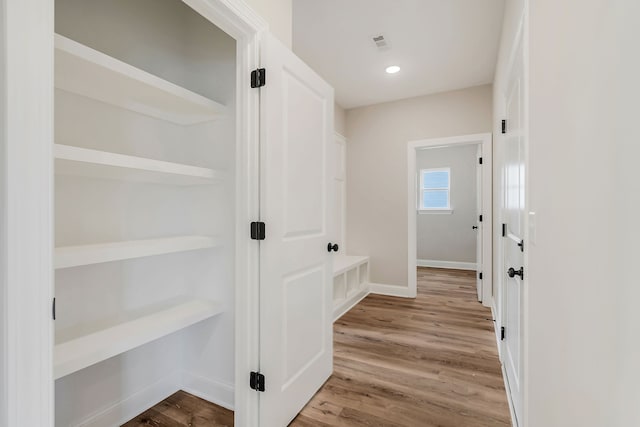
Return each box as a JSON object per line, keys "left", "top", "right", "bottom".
{"left": 250, "top": 222, "right": 266, "bottom": 240}
{"left": 479, "top": 272, "right": 483, "bottom": 280}
{"left": 518, "top": 239, "right": 524, "bottom": 252}
{"left": 501, "top": 326, "right": 506, "bottom": 340}
{"left": 502, "top": 223, "right": 506, "bottom": 237}
{"left": 251, "top": 68, "right": 266, "bottom": 88}
{"left": 479, "top": 214, "right": 483, "bottom": 222}
{"left": 501, "top": 119, "right": 507, "bottom": 134}
{"left": 479, "top": 157, "right": 483, "bottom": 165}
{"left": 52, "top": 297, "right": 56, "bottom": 320}
{"left": 250, "top": 371, "right": 265, "bottom": 392}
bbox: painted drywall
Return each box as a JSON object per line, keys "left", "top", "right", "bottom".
{"left": 334, "top": 103, "right": 346, "bottom": 136}
{"left": 244, "top": 0, "right": 291, "bottom": 48}
{"left": 492, "top": 0, "right": 640, "bottom": 425}
{"left": 416, "top": 145, "right": 477, "bottom": 264}
{"left": 0, "top": 0, "right": 6, "bottom": 422}
{"left": 346, "top": 85, "right": 492, "bottom": 287}
{"left": 525, "top": 0, "right": 639, "bottom": 426}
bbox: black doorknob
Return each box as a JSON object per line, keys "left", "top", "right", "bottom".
{"left": 327, "top": 243, "right": 339, "bottom": 252}
{"left": 472, "top": 226, "right": 478, "bottom": 230}
{"left": 507, "top": 267, "right": 524, "bottom": 279}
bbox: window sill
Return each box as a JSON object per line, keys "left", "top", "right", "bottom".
{"left": 418, "top": 209, "right": 453, "bottom": 215}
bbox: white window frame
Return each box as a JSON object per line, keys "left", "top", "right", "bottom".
{"left": 418, "top": 167, "right": 451, "bottom": 212}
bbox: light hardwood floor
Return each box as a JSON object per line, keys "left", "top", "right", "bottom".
{"left": 123, "top": 267, "right": 510, "bottom": 426}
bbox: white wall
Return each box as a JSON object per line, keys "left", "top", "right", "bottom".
{"left": 528, "top": 0, "right": 639, "bottom": 425}
{"left": 0, "top": 0, "right": 7, "bottom": 422}
{"left": 346, "top": 85, "right": 492, "bottom": 288}
{"left": 416, "top": 145, "right": 477, "bottom": 264}
{"left": 493, "top": 0, "right": 640, "bottom": 425}
{"left": 244, "top": 0, "right": 291, "bottom": 48}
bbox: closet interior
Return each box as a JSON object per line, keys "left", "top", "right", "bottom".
{"left": 53, "top": 0, "right": 238, "bottom": 424}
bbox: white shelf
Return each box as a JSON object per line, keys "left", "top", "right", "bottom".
{"left": 333, "top": 255, "right": 369, "bottom": 276}
{"left": 55, "top": 34, "right": 226, "bottom": 125}
{"left": 54, "top": 298, "right": 223, "bottom": 379}
{"left": 55, "top": 236, "right": 220, "bottom": 269}
{"left": 55, "top": 144, "right": 224, "bottom": 185}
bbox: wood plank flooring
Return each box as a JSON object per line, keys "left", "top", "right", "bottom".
{"left": 122, "top": 390, "right": 233, "bottom": 427}
{"left": 123, "top": 267, "right": 510, "bottom": 427}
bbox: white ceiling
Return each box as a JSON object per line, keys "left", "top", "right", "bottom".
{"left": 292, "top": 0, "right": 505, "bottom": 109}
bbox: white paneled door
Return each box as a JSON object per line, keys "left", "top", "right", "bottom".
{"left": 501, "top": 33, "right": 525, "bottom": 425}
{"left": 259, "top": 33, "right": 335, "bottom": 427}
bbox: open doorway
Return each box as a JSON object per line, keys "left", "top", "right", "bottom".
{"left": 407, "top": 133, "right": 493, "bottom": 306}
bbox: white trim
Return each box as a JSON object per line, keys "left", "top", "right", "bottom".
{"left": 417, "top": 259, "right": 477, "bottom": 271}
{"left": 501, "top": 363, "right": 519, "bottom": 427}
{"left": 3, "top": 0, "right": 54, "bottom": 425}
{"left": 76, "top": 371, "right": 181, "bottom": 427}
{"left": 369, "top": 283, "right": 414, "bottom": 298}
{"left": 333, "top": 289, "right": 369, "bottom": 322}
{"left": 417, "top": 209, "right": 453, "bottom": 215}
{"left": 181, "top": 372, "right": 235, "bottom": 411}
{"left": 407, "top": 133, "right": 493, "bottom": 307}
{"left": 334, "top": 132, "right": 347, "bottom": 253}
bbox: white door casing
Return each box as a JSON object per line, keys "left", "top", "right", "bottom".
{"left": 407, "top": 134, "right": 492, "bottom": 304}
{"left": 476, "top": 145, "right": 483, "bottom": 301}
{"left": 332, "top": 133, "right": 347, "bottom": 251}
{"left": 501, "top": 30, "right": 525, "bottom": 425}
{"left": 259, "top": 33, "right": 334, "bottom": 427}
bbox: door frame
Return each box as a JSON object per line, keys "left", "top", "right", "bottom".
{"left": 407, "top": 133, "right": 493, "bottom": 305}
{"left": 1, "top": 0, "right": 266, "bottom": 425}
{"left": 495, "top": 9, "right": 528, "bottom": 426}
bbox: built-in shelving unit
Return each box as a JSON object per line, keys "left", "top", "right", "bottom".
{"left": 53, "top": 2, "right": 238, "bottom": 424}
{"left": 333, "top": 255, "right": 370, "bottom": 321}
{"left": 54, "top": 298, "right": 224, "bottom": 379}
{"left": 55, "top": 144, "right": 224, "bottom": 185}
{"left": 55, "top": 236, "right": 220, "bottom": 269}
{"left": 54, "top": 34, "right": 226, "bottom": 125}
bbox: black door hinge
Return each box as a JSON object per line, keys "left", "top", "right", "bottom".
{"left": 518, "top": 239, "right": 524, "bottom": 252}
{"left": 251, "top": 68, "right": 266, "bottom": 88}
{"left": 52, "top": 297, "right": 56, "bottom": 320}
{"left": 479, "top": 157, "right": 483, "bottom": 165}
{"left": 502, "top": 223, "right": 506, "bottom": 237}
{"left": 501, "top": 326, "right": 506, "bottom": 340}
{"left": 479, "top": 272, "right": 483, "bottom": 280}
{"left": 479, "top": 214, "right": 483, "bottom": 222}
{"left": 250, "top": 371, "right": 265, "bottom": 392}
{"left": 501, "top": 120, "right": 507, "bottom": 134}
{"left": 250, "top": 222, "right": 266, "bottom": 240}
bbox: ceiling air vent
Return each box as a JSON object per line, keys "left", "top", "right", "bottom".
{"left": 372, "top": 34, "right": 390, "bottom": 51}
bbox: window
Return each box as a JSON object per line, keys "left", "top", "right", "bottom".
{"left": 419, "top": 168, "right": 450, "bottom": 210}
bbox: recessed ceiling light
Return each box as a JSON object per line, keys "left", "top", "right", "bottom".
{"left": 385, "top": 65, "right": 401, "bottom": 74}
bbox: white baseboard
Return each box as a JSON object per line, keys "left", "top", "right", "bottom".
{"left": 369, "top": 283, "right": 415, "bottom": 298}
{"left": 417, "top": 259, "right": 477, "bottom": 271}
{"left": 78, "top": 371, "right": 181, "bottom": 427}
{"left": 333, "top": 288, "right": 369, "bottom": 322}
{"left": 181, "top": 371, "right": 235, "bottom": 411}
{"left": 501, "top": 363, "right": 519, "bottom": 427}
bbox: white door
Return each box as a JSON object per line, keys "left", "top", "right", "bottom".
{"left": 475, "top": 145, "right": 483, "bottom": 301}
{"left": 501, "top": 34, "right": 525, "bottom": 425}
{"left": 259, "top": 33, "right": 335, "bottom": 427}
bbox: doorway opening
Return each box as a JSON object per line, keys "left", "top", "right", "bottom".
{"left": 407, "top": 133, "right": 493, "bottom": 305}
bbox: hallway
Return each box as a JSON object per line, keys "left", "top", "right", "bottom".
{"left": 123, "top": 268, "right": 510, "bottom": 426}
{"left": 291, "top": 267, "right": 510, "bottom": 426}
